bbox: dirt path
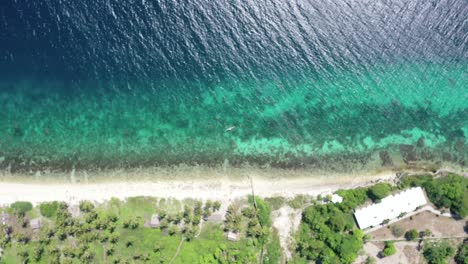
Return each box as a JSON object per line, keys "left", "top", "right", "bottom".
{"left": 369, "top": 235, "right": 468, "bottom": 242}
{"left": 169, "top": 237, "right": 185, "bottom": 264}
{"left": 272, "top": 206, "right": 302, "bottom": 260}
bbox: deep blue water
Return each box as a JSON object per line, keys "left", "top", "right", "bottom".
{"left": 0, "top": 0, "right": 467, "bottom": 172}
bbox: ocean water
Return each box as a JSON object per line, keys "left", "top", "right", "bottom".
{"left": 0, "top": 0, "right": 466, "bottom": 173}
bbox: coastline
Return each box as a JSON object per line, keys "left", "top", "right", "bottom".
{"left": 1, "top": 165, "right": 465, "bottom": 206}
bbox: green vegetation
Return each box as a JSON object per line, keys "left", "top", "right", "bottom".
{"left": 288, "top": 195, "right": 307, "bottom": 209}
{"left": 0, "top": 197, "right": 270, "bottom": 264}
{"left": 293, "top": 182, "right": 407, "bottom": 263}
{"left": 2, "top": 172, "right": 466, "bottom": 263}
{"left": 263, "top": 229, "right": 281, "bottom": 264}
{"left": 265, "top": 197, "right": 286, "bottom": 211}
{"left": 400, "top": 173, "right": 468, "bottom": 217}
{"left": 405, "top": 229, "right": 420, "bottom": 241}
{"left": 39, "top": 201, "right": 60, "bottom": 218}
{"left": 455, "top": 243, "right": 468, "bottom": 264}
{"left": 423, "top": 241, "right": 455, "bottom": 264}
{"left": 381, "top": 241, "right": 397, "bottom": 257}
{"left": 367, "top": 183, "right": 392, "bottom": 202}
{"left": 10, "top": 201, "right": 33, "bottom": 216}
{"left": 336, "top": 187, "right": 368, "bottom": 211}
{"left": 248, "top": 196, "right": 272, "bottom": 227}
{"left": 365, "top": 256, "right": 376, "bottom": 264}
{"left": 295, "top": 202, "right": 363, "bottom": 263}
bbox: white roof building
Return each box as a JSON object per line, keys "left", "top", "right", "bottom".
{"left": 227, "top": 231, "right": 240, "bottom": 241}
{"left": 331, "top": 194, "right": 343, "bottom": 203}
{"left": 354, "top": 187, "right": 427, "bottom": 229}
{"left": 149, "top": 214, "right": 160, "bottom": 228}
{"left": 30, "top": 218, "right": 42, "bottom": 230}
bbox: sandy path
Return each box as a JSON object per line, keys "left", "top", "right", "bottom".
{"left": 0, "top": 171, "right": 397, "bottom": 206}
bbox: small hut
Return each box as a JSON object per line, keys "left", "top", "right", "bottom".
{"left": 149, "top": 214, "right": 160, "bottom": 228}
{"left": 331, "top": 194, "right": 343, "bottom": 203}
{"left": 1, "top": 212, "right": 9, "bottom": 225}
{"left": 30, "top": 218, "right": 41, "bottom": 230}
{"left": 227, "top": 231, "right": 239, "bottom": 242}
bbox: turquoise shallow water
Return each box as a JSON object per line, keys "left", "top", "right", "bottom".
{"left": 0, "top": 0, "right": 467, "bottom": 173}
{"left": 0, "top": 62, "right": 466, "bottom": 172}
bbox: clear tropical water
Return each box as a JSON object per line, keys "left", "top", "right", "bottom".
{"left": 0, "top": 0, "right": 467, "bottom": 173}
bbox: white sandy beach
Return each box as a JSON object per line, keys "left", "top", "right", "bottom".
{"left": 0, "top": 170, "right": 398, "bottom": 206}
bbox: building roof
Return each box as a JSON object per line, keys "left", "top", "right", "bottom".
{"left": 354, "top": 187, "right": 427, "bottom": 229}
{"left": 227, "top": 231, "right": 239, "bottom": 241}
{"left": 331, "top": 194, "right": 343, "bottom": 203}
{"left": 150, "top": 214, "right": 160, "bottom": 228}
{"left": 30, "top": 218, "right": 41, "bottom": 229}
{"left": 1, "top": 212, "right": 9, "bottom": 225}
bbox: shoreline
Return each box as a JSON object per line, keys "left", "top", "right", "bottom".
{"left": 0, "top": 165, "right": 465, "bottom": 206}
{"left": 0, "top": 173, "right": 392, "bottom": 207}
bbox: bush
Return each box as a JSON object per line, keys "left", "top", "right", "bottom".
{"left": 365, "top": 256, "right": 376, "bottom": 264}
{"left": 288, "top": 195, "right": 306, "bottom": 209}
{"left": 248, "top": 196, "right": 271, "bottom": 227}
{"left": 265, "top": 197, "right": 286, "bottom": 211}
{"left": 10, "top": 201, "right": 33, "bottom": 216}
{"left": 183, "top": 225, "right": 197, "bottom": 241}
{"left": 123, "top": 218, "right": 140, "bottom": 229}
{"left": 405, "top": 229, "right": 419, "bottom": 241}
{"left": 39, "top": 201, "right": 60, "bottom": 218}
{"left": 263, "top": 230, "right": 281, "bottom": 264}
{"left": 381, "top": 241, "right": 396, "bottom": 257}
{"left": 455, "top": 243, "right": 468, "bottom": 264}
{"left": 336, "top": 188, "right": 368, "bottom": 211}
{"left": 79, "top": 201, "right": 95, "bottom": 213}
{"left": 297, "top": 203, "right": 362, "bottom": 263}
{"left": 423, "top": 241, "right": 455, "bottom": 264}
{"left": 420, "top": 229, "right": 432, "bottom": 238}
{"left": 425, "top": 175, "right": 468, "bottom": 217}
{"left": 168, "top": 225, "right": 179, "bottom": 236}
{"left": 400, "top": 174, "right": 468, "bottom": 217}
{"left": 213, "top": 201, "right": 221, "bottom": 211}
{"left": 367, "top": 183, "right": 392, "bottom": 202}
{"left": 391, "top": 225, "right": 405, "bottom": 237}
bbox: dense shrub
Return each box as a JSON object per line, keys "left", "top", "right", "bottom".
{"left": 265, "top": 197, "right": 286, "bottom": 211}
{"left": 212, "top": 201, "right": 221, "bottom": 211}
{"left": 263, "top": 230, "right": 281, "bottom": 264}
{"left": 400, "top": 174, "right": 468, "bottom": 217}
{"left": 296, "top": 203, "right": 363, "bottom": 264}
{"left": 39, "top": 201, "right": 59, "bottom": 218}
{"left": 10, "top": 201, "right": 33, "bottom": 216}
{"left": 288, "top": 195, "right": 306, "bottom": 209}
{"left": 455, "top": 243, "right": 468, "bottom": 264}
{"left": 367, "top": 183, "right": 392, "bottom": 202}
{"left": 381, "top": 241, "right": 396, "bottom": 257}
{"left": 79, "top": 201, "right": 95, "bottom": 213}
{"left": 424, "top": 175, "right": 468, "bottom": 217}
{"left": 123, "top": 218, "right": 140, "bottom": 229}
{"left": 423, "top": 241, "right": 455, "bottom": 264}
{"left": 248, "top": 196, "right": 272, "bottom": 227}
{"left": 405, "top": 229, "right": 419, "bottom": 241}
{"left": 336, "top": 188, "right": 368, "bottom": 211}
